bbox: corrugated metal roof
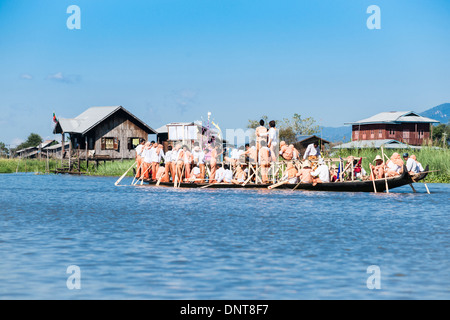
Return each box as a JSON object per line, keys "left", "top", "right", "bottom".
{"left": 346, "top": 111, "right": 440, "bottom": 125}
{"left": 332, "top": 139, "right": 421, "bottom": 149}
{"left": 54, "top": 106, "right": 156, "bottom": 135}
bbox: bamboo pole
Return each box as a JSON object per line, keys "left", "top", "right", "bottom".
{"left": 370, "top": 166, "right": 377, "bottom": 193}
{"left": 115, "top": 161, "right": 136, "bottom": 186}
{"left": 380, "top": 146, "right": 389, "bottom": 194}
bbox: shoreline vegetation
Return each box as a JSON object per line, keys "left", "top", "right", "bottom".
{"left": 1, "top": 147, "right": 449, "bottom": 183}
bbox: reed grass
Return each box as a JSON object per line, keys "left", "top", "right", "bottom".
{"left": 0, "top": 158, "right": 59, "bottom": 174}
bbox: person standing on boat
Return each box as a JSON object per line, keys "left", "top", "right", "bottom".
{"left": 258, "top": 120, "right": 279, "bottom": 162}
{"left": 163, "top": 145, "right": 174, "bottom": 182}
{"left": 258, "top": 140, "right": 271, "bottom": 184}
{"left": 150, "top": 143, "right": 164, "bottom": 181}
{"left": 255, "top": 119, "right": 268, "bottom": 156}
{"left": 134, "top": 139, "right": 145, "bottom": 178}
{"left": 141, "top": 142, "right": 154, "bottom": 180}
{"left": 303, "top": 141, "right": 321, "bottom": 160}
{"left": 243, "top": 141, "right": 257, "bottom": 163}
{"left": 192, "top": 143, "right": 205, "bottom": 183}
{"left": 311, "top": 158, "right": 330, "bottom": 186}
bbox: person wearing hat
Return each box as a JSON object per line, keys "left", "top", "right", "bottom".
{"left": 296, "top": 160, "right": 313, "bottom": 184}
{"left": 369, "top": 155, "right": 385, "bottom": 179}
{"left": 311, "top": 158, "right": 330, "bottom": 185}
{"left": 403, "top": 152, "right": 417, "bottom": 174}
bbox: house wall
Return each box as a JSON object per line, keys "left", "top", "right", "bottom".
{"left": 87, "top": 111, "right": 149, "bottom": 159}
{"left": 352, "top": 123, "right": 431, "bottom": 145}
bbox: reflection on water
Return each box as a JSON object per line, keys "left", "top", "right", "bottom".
{"left": 0, "top": 173, "right": 449, "bottom": 299}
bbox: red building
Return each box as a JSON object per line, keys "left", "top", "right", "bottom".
{"left": 346, "top": 111, "right": 439, "bottom": 146}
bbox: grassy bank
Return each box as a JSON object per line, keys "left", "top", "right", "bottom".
{"left": 0, "top": 158, "right": 137, "bottom": 177}
{"left": 0, "top": 158, "right": 60, "bottom": 174}
{"left": 331, "top": 147, "right": 450, "bottom": 183}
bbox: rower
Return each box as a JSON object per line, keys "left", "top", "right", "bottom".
{"left": 297, "top": 160, "right": 313, "bottom": 184}
{"left": 311, "top": 158, "right": 330, "bottom": 186}
{"left": 134, "top": 138, "right": 145, "bottom": 178}
{"left": 410, "top": 155, "right": 424, "bottom": 173}
{"left": 192, "top": 142, "right": 205, "bottom": 183}
{"left": 141, "top": 141, "right": 154, "bottom": 180}
{"left": 232, "top": 165, "right": 247, "bottom": 184}
{"left": 282, "top": 161, "right": 298, "bottom": 184}
{"left": 303, "top": 141, "right": 320, "bottom": 161}
{"left": 223, "top": 164, "right": 233, "bottom": 183}
{"left": 258, "top": 140, "right": 271, "bottom": 184}
{"left": 403, "top": 152, "right": 418, "bottom": 174}
{"left": 370, "top": 155, "right": 385, "bottom": 179}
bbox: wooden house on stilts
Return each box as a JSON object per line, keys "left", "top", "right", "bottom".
{"left": 53, "top": 106, "right": 156, "bottom": 172}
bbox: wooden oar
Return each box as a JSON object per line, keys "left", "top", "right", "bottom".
{"left": 200, "top": 183, "right": 215, "bottom": 189}
{"left": 381, "top": 146, "right": 389, "bottom": 194}
{"left": 134, "top": 163, "right": 151, "bottom": 186}
{"left": 292, "top": 179, "right": 303, "bottom": 191}
{"left": 115, "top": 161, "right": 136, "bottom": 186}
{"left": 131, "top": 162, "right": 144, "bottom": 185}
{"left": 370, "top": 166, "right": 377, "bottom": 193}
{"left": 268, "top": 180, "right": 288, "bottom": 190}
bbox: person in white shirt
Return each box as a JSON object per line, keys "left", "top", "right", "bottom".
{"left": 311, "top": 158, "right": 330, "bottom": 186}
{"left": 140, "top": 142, "right": 154, "bottom": 180}
{"left": 163, "top": 145, "right": 174, "bottom": 182}
{"left": 258, "top": 120, "right": 279, "bottom": 161}
{"left": 223, "top": 164, "right": 233, "bottom": 183}
{"left": 134, "top": 139, "right": 145, "bottom": 178}
{"left": 410, "top": 155, "right": 424, "bottom": 173}
{"left": 303, "top": 142, "right": 321, "bottom": 160}
{"left": 192, "top": 143, "right": 205, "bottom": 182}
{"left": 403, "top": 153, "right": 418, "bottom": 174}
{"left": 150, "top": 144, "right": 165, "bottom": 180}
{"left": 214, "top": 164, "right": 226, "bottom": 183}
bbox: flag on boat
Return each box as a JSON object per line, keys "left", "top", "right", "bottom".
{"left": 52, "top": 112, "right": 58, "bottom": 124}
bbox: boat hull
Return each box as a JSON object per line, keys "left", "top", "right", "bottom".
{"left": 143, "top": 165, "right": 429, "bottom": 192}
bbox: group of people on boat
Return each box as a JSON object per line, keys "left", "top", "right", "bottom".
{"left": 133, "top": 118, "right": 425, "bottom": 186}
{"left": 370, "top": 152, "right": 424, "bottom": 180}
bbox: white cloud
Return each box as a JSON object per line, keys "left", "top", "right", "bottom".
{"left": 46, "top": 72, "right": 81, "bottom": 84}
{"left": 20, "top": 73, "right": 33, "bottom": 80}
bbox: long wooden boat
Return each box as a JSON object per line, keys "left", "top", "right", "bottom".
{"left": 143, "top": 165, "right": 429, "bottom": 192}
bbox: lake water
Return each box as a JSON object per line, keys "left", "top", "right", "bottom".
{"left": 0, "top": 173, "right": 449, "bottom": 299}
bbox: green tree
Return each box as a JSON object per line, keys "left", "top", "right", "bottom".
{"left": 0, "top": 141, "right": 8, "bottom": 157}
{"left": 16, "top": 133, "right": 43, "bottom": 150}
{"left": 248, "top": 113, "right": 319, "bottom": 144}
{"left": 432, "top": 123, "right": 450, "bottom": 147}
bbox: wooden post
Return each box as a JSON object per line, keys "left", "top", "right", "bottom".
{"left": 85, "top": 136, "right": 88, "bottom": 172}
{"left": 381, "top": 146, "right": 389, "bottom": 194}
{"left": 61, "top": 133, "right": 65, "bottom": 167}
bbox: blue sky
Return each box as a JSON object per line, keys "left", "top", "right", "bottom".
{"left": 1, "top": 0, "right": 449, "bottom": 145}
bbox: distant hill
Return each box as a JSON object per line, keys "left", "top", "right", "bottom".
{"left": 420, "top": 103, "right": 450, "bottom": 124}
{"left": 319, "top": 126, "right": 352, "bottom": 143}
